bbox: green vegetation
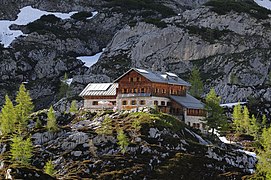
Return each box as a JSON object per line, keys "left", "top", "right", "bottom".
{"left": 58, "top": 73, "right": 70, "bottom": 99}
{"left": 15, "top": 84, "right": 34, "bottom": 133}
{"left": 256, "top": 126, "right": 271, "bottom": 179}
{"left": 205, "top": 0, "right": 271, "bottom": 19}
{"left": 44, "top": 160, "right": 56, "bottom": 176}
{"left": 0, "top": 95, "right": 16, "bottom": 135}
{"left": 189, "top": 67, "right": 204, "bottom": 98}
{"left": 232, "top": 103, "right": 260, "bottom": 139}
{"left": 10, "top": 136, "right": 33, "bottom": 165}
{"left": 106, "top": 0, "right": 176, "bottom": 18}
{"left": 95, "top": 115, "right": 113, "bottom": 135}
{"left": 117, "top": 129, "right": 129, "bottom": 154}
{"left": 46, "top": 106, "right": 59, "bottom": 132}
{"left": 71, "top": 11, "right": 93, "bottom": 20}
{"left": 204, "top": 88, "right": 227, "bottom": 135}
{"left": 186, "top": 26, "right": 231, "bottom": 44}
{"left": 69, "top": 100, "right": 78, "bottom": 114}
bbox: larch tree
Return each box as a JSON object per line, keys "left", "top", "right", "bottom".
{"left": 117, "top": 129, "right": 129, "bottom": 154}
{"left": 204, "top": 88, "right": 227, "bottom": 135}
{"left": 15, "top": 84, "right": 34, "bottom": 132}
{"left": 10, "top": 136, "right": 33, "bottom": 165}
{"left": 257, "top": 126, "right": 271, "bottom": 179}
{"left": 249, "top": 114, "right": 260, "bottom": 139}
{"left": 189, "top": 67, "right": 204, "bottom": 98}
{"left": 262, "top": 114, "right": 267, "bottom": 129}
{"left": 69, "top": 100, "right": 78, "bottom": 114}
{"left": 232, "top": 102, "right": 243, "bottom": 133}
{"left": 47, "top": 106, "right": 58, "bottom": 132}
{"left": 44, "top": 160, "right": 56, "bottom": 176}
{"left": 242, "top": 106, "right": 250, "bottom": 134}
{"left": 0, "top": 95, "right": 16, "bottom": 135}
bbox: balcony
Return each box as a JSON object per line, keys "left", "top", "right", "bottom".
{"left": 118, "top": 93, "right": 151, "bottom": 98}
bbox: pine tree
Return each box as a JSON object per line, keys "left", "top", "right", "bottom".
{"left": 243, "top": 106, "right": 250, "bottom": 134}
{"left": 96, "top": 115, "right": 113, "bottom": 135}
{"left": 47, "top": 106, "right": 58, "bottom": 132}
{"left": 189, "top": 67, "right": 204, "bottom": 98}
{"left": 0, "top": 95, "right": 16, "bottom": 135}
{"left": 204, "top": 88, "right": 227, "bottom": 135}
{"left": 15, "top": 84, "right": 34, "bottom": 132}
{"left": 44, "top": 160, "right": 55, "bottom": 176}
{"left": 10, "top": 136, "right": 33, "bottom": 165}
{"left": 117, "top": 129, "right": 129, "bottom": 154}
{"left": 69, "top": 100, "right": 78, "bottom": 114}
{"left": 232, "top": 102, "right": 242, "bottom": 133}
{"left": 257, "top": 127, "right": 271, "bottom": 179}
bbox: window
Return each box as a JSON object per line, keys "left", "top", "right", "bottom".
{"left": 122, "top": 100, "right": 127, "bottom": 105}
{"left": 92, "top": 101, "right": 98, "bottom": 105}
{"left": 123, "top": 89, "right": 128, "bottom": 93}
{"left": 161, "top": 101, "right": 165, "bottom": 106}
{"left": 129, "top": 77, "right": 133, "bottom": 82}
{"left": 141, "top": 88, "right": 145, "bottom": 93}
{"left": 131, "top": 100, "right": 137, "bottom": 105}
{"left": 162, "top": 89, "right": 166, "bottom": 94}
{"left": 140, "top": 100, "right": 146, "bottom": 105}
{"left": 133, "top": 77, "right": 137, "bottom": 82}
{"left": 110, "top": 101, "right": 116, "bottom": 105}
{"left": 154, "top": 100, "right": 158, "bottom": 105}
{"left": 137, "top": 77, "right": 141, "bottom": 82}
{"left": 133, "top": 88, "right": 137, "bottom": 93}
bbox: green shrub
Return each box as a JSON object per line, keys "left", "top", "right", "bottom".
{"left": 205, "top": 0, "right": 271, "bottom": 19}
{"left": 44, "top": 160, "right": 56, "bottom": 176}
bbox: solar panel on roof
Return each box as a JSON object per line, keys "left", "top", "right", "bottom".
{"left": 88, "top": 83, "right": 112, "bottom": 91}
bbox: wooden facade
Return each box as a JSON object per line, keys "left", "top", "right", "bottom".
{"left": 117, "top": 70, "right": 187, "bottom": 97}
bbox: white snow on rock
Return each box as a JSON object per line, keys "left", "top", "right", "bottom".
{"left": 76, "top": 48, "right": 105, "bottom": 67}
{"left": 0, "top": 6, "right": 98, "bottom": 47}
{"left": 238, "top": 149, "right": 257, "bottom": 158}
{"left": 254, "top": 0, "right": 271, "bottom": 10}
{"left": 185, "top": 128, "right": 209, "bottom": 145}
{"left": 220, "top": 102, "right": 247, "bottom": 108}
{"left": 87, "top": 11, "right": 98, "bottom": 19}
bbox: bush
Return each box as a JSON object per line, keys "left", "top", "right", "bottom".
{"left": 205, "top": 0, "right": 271, "bottom": 19}
{"left": 10, "top": 136, "right": 33, "bottom": 165}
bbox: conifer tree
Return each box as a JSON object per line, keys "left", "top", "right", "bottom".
{"left": 232, "top": 102, "right": 242, "bottom": 133}
{"left": 0, "top": 95, "right": 16, "bottom": 135}
{"left": 44, "top": 160, "right": 55, "bottom": 176}
{"left": 250, "top": 114, "right": 259, "bottom": 139}
{"left": 262, "top": 114, "right": 267, "bottom": 129}
{"left": 47, "top": 106, "right": 58, "bottom": 132}
{"left": 58, "top": 73, "right": 70, "bottom": 99}
{"left": 117, "top": 129, "right": 129, "bottom": 154}
{"left": 96, "top": 115, "right": 113, "bottom": 135}
{"left": 10, "top": 136, "right": 33, "bottom": 165}
{"left": 257, "top": 127, "right": 271, "bottom": 179}
{"left": 69, "top": 100, "right": 78, "bottom": 114}
{"left": 15, "top": 84, "right": 34, "bottom": 131}
{"left": 204, "top": 88, "right": 227, "bottom": 135}
{"left": 189, "top": 67, "right": 204, "bottom": 98}
{"left": 243, "top": 106, "right": 250, "bottom": 134}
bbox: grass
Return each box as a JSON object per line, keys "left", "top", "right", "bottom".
{"left": 205, "top": 0, "right": 271, "bottom": 19}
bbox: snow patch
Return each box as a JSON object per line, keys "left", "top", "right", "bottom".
{"left": 237, "top": 149, "right": 257, "bottom": 158}
{"left": 76, "top": 48, "right": 105, "bottom": 67}
{"left": 254, "top": 0, "right": 271, "bottom": 10}
{"left": 185, "top": 128, "right": 209, "bottom": 145}
{"left": 0, "top": 6, "right": 98, "bottom": 47}
{"left": 87, "top": 11, "right": 98, "bottom": 19}
{"left": 220, "top": 102, "right": 247, "bottom": 108}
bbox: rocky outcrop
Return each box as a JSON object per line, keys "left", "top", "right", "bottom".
{"left": 91, "top": 5, "right": 271, "bottom": 110}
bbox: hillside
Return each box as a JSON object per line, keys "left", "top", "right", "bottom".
{"left": 0, "top": 108, "right": 256, "bottom": 179}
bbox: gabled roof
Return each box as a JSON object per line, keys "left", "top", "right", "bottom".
{"left": 79, "top": 83, "right": 118, "bottom": 97}
{"left": 114, "top": 68, "right": 191, "bottom": 86}
{"left": 170, "top": 94, "right": 205, "bottom": 109}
